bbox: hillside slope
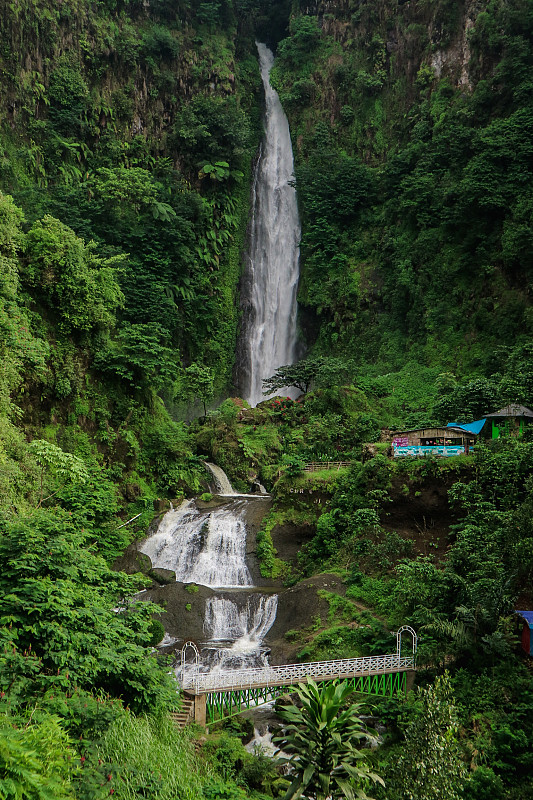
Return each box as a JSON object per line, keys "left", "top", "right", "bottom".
{"left": 273, "top": 0, "right": 533, "bottom": 390}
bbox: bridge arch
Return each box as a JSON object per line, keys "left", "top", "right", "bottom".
{"left": 396, "top": 626, "right": 417, "bottom": 657}
{"left": 181, "top": 641, "right": 200, "bottom": 672}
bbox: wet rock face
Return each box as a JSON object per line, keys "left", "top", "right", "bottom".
{"left": 241, "top": 496, "right": 273, "bottom": 585}
{"left": 114, "top": 546, "right": 152, "bottom": 575}
{"left": 270, "top": 522, "right": 315, "bottom": 569}
{"left": 146, "top": 574, "right": 347, "bottom": 667}
{"left": 149, "top": 568, "right": 176, "bottom": 585}
{"left": 267, "top": 574, "right": 347, "bottom": 664}
{"left": 145, "top": 581, "right": 217, "bottom": 646}
{"left": 148, "top": 583, "right": 282, "bottom": 641}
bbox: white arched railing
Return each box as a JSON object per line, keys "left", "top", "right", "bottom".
{"left": 181, "top": 628, "right": 418, "bottom": 693}
{"left": 181, "top": 641, "right": 200, "bottom": 673}
{"left": 396, "top": 626, "right": 418, "bottom": 657}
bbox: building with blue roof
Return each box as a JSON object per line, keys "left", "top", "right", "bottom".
{"left": 515, "top": 610, "right": 533, "bottom": 656}
{"left": 391, "top": 405, "right": 533, "bottom": 458}
{"left": 446, "top": 419, "right": 487, "bottom": 436}
{"left": 391, "top": 425, "right": 478, "bottom": 458}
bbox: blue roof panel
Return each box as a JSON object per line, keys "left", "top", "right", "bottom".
{"left": 446, "top": 418, "right": 486, "bottom": 435}
{"left": 516, "top": 610, "right": 533, "bottom": 628}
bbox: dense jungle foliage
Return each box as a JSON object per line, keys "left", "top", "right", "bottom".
{"left": 272, "top": 0, "right": 533, "bottom": 384}
{"left": 2, "top": 0, "right": 533, "bottom": 797}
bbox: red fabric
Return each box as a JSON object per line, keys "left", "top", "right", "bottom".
{"left": 522, "top": 624, "right": 530, "bottom": 654}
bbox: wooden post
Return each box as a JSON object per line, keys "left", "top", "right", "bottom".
{"left": 405, "top": 670, "right": 416, "bottom": 694}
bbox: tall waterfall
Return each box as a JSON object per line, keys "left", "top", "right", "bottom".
{"left": 237, "top": 42, "right": 301, "bottom": 407}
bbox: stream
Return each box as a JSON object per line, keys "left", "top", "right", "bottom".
{"left": 139, "top": 475, "right": 277, "bottom": 682}
{"left": 138, "top": 40, "right": 302, "bottom": 748}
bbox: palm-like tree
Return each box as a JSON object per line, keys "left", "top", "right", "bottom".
{"left": 272, "top": 679, "right": 384, "bottom": 800}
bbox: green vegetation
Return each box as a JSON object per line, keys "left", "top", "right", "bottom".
{"left": 273, "top": 679, "right": 384, "bottom": 800}
{"left": 2, "top": 0, "right": 533, "bottom": 797}
{"left": 272, "top": 0, "right": 533, "bottom": 419}
{"left": 96, "top": 712, "right": 208, "bottom": 800}
{"left": 394, "top": 674, "right": 465, "bottom": 800}
{"left": 0, "top": 4, "right": 272, "bottom": 799}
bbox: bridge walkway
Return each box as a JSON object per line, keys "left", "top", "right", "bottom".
{"left": 179, "top": 628, "right": 418, "bottom": 726}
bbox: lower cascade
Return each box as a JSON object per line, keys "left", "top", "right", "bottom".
{"left": 139, "top": 469, "right": 277, "bottom": 682}
{"left": 205, "top": 595, "right": 278, "bottom": 644}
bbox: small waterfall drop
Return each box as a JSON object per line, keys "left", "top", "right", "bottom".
{"left": 202, "top": 595, "right": 278, "bottom": 673}
{"left": 205, "top": 595, "right": 278, "bottom": 643}
{"left": 204, "top": 462, "right": 236, "bottom": 495}
{"left": 237, "top": 42, "right": 301, "bottom": 407}
{"left": 140, "top": 500, "right": 251, "bottom": 588}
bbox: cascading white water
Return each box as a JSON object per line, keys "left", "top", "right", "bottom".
{"left": 204, "top": 462, "right": 236, "bottom": 496}
{"left": 139, "top": 465, "right": 278, "bottom": 680}
{"left": 205, "top": 595, "right": 278, "bottom": 643}
{"left": 202, "top": 595, "right": 278, "bottom": 673}
{"left": 238, "top": 42, "right": 301, "bottom": 407}
{"left": 139, "top": 500, "right": 251, "bottom": 588}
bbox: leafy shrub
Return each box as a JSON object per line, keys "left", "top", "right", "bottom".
{"left": 48, "top": 62, "right": 89, "bottom": 133}
{"left": 95, "top": 323, "right": 176, "bottom": 392}
{"left": 0, "top": 713, "right": 76, "bottom": 800}
{"left": 277, "top": 16, "right": 322, "bottom": 68}
{"left": 0, "top": 508, "right": 177, "bottom": 712}
{"left": 340, "top": 105, "right": 355, "bottom": 125}
{"left": 148, "top": 619, "right": 165, "bottom": 645}
{"left": 141, "top": 25, "right": 179, "bottom": 61}
{"left": 24, "top": 216, "right": 124, "bottom": 334}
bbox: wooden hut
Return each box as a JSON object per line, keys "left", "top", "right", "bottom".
{"left": 485, "top": 404, "right": 533, "bottom": 440}
{"left": 391, "top": 426, "right": 477, "bottom": 458}
{"left": 515, "top": 610, "right": 533, "bottom": 656}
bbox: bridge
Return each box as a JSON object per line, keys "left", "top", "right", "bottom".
{"left": 178, "top": 626, "right": 417, "bottom": 726}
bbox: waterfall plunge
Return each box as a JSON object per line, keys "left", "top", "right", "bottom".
{"left": 237, "top": 42, "right": 301, "bottom": 407}
{"left": 202, "top": 595, "right": 278, "bottom": 673}
{"left": 204, "top": 462, "right": 236, "bottom": 496}
{"left": 205, "top": 595, "right": 278, "bottom": 644}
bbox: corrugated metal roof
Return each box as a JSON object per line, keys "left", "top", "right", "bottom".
{"left": 485, "top": 404, "right": 533, "bottom": 418}
{"left": 516, "top": 610, "right": 533, "bottom": 628}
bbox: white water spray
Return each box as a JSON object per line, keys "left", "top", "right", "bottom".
{"left": 238, "top": 42, "right": 301, "bottom": 407}
{"left": 203, "top": 595, "right": 278, "bottom": 672}
{"left": 204, "top": 462, "right": 237, "bottom": 495}
{"left": 139, "top": 500, "right": 251, "bottom": 588}
{"left": 140, "top": 467, "right": 279, "bottom": 679}
{"left": 205, "top": 595, "right": 278, "bottom": 644}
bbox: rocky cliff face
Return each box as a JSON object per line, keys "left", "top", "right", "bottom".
{"left": 0, "top": 0, "right": 246, "bottom": 163}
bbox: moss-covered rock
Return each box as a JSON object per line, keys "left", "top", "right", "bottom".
{"left": 149, "top": 568, "right": 176, "bottom": 585}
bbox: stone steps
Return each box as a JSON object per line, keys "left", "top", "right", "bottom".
{"left": 170, "top": 696, "right": 194, "bottom": 729}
